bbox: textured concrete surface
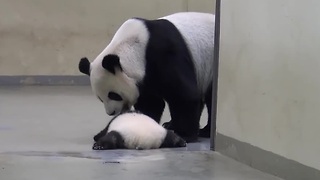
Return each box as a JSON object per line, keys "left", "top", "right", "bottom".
{"left": 0, "top": 86, "right": 282, "bottom": 180}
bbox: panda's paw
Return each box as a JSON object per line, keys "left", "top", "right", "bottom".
{"left": 135, "top": 147, "right": 144, "bottom": 150}
{"left": 92, "top": 143, "right": 106, "bottom": 150}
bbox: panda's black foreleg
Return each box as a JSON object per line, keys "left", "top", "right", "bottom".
{"left": 162, "top": 102, "right": 204, "bottom": 131}
{"left": 166, "top": 99, "right": 202, "bottom": 143}
{"left": 134, "top": 92, "right": 165, "bottom": 123}
{"left": 199, "top": 84, "right": 213, "bottom": 138}
{"left": 93, "top": 126, "right": 109, "bottom": 142}
{"left": 163, "top": 102, "right": 204, "bottom": 140}
{"left": 92, "top": 131, "right": 126, "bottom": 150}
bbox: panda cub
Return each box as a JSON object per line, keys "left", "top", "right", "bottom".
{"left": 92, "top": 111, "right": 187, "bottom": 150}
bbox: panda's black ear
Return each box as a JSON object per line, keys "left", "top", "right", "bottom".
{"left": 102, "top": 55, "right": 123, "bottom": 74}
{"left": 78, "top": 57, "right": 90, "bottom": 76}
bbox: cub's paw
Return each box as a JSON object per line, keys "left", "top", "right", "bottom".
{"left": 92, "top": 142, "right": 106, "bottom": 150}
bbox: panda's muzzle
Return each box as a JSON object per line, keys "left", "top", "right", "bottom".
{"left": 121, "top": 103, "right": 130, "bottom": 112}
{"left": 107, "top": 103, "right": 130, "bottom": 116}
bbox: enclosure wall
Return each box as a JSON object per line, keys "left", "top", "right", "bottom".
{"left": 216, "top": 0, "right": 320, "bottom": 179}
{"left": 0, "top": 0, "right": 214, "bottom": 76}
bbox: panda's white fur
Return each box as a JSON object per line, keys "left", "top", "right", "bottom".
{"left": 89, "top": 19, "right": 149, "bottom": 115}
{"left": 88, "top": 12, "right": 214, "bottom": 115}
{"left": 107, "top": 111, "right": 167, "bottom": 149}
{"left": 90, "top": 19, "right": 149, "bottom": 81}
{"left": 160, "top": 12, "right": 214, "bottom": 96}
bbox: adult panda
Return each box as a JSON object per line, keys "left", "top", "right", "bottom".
{"left": 79, "top": 12, "right": 215, "bottom": 142}
{"left": 92, "top": 110, "right": 186, "bottom": 150}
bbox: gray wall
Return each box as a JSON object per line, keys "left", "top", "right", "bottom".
{"left": 217, "top": 0, "right": 320, "bottom": 173}
{"left": 0, "top": 0, "right": 215, "bottom": 76}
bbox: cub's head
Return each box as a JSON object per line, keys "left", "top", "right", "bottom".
{"left": 79, "top": 54, "right": 139, "bottom": 116}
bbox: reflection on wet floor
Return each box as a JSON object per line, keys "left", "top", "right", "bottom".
{"left": 0, "top": 138, "right": 210, "bottom": 163}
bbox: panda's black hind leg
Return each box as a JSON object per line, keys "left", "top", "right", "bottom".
{"left": 199, "top": 84, "right": 213, "bottom": 138}
{"left": 160, "top": 130, "right": 187, "bottom": 148}
{"left": 199, "top": 124, "right": 211, "bottom": 138}
{"left": 92, "top": 131, "right": 126, "bottom": 150}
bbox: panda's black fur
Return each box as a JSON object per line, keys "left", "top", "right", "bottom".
{"left": 79, "top": 12, "right": 215, "bottom": 143}
{"left": 133, "top": 18, "right": 211, "bottom": 142}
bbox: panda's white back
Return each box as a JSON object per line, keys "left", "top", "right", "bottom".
{"left": 160, "top": 12, "right": 215, "bottom": 96}
{"left": 107, "top": 112, "right": 167, "bottom": 149}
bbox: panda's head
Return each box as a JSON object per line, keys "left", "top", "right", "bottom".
{"left": 78, "top": 54, "right": 139, "bottom": 116}
{"left": 78, "top": 18, "right": 149, "bottom": 116}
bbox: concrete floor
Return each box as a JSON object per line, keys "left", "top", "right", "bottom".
{"left": 0, "top": 86, "right": 282, "bottom": 180}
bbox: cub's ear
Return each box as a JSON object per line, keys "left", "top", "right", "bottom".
{"left": 78, "top": 57, "right": 91, "bottom": 76}
{"left": 102, "top": 55, "right": 123, "bottom": 74}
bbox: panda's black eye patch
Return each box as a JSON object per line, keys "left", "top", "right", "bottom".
{"left": 108, "top": 92, "right": 123, "bottom": 101}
